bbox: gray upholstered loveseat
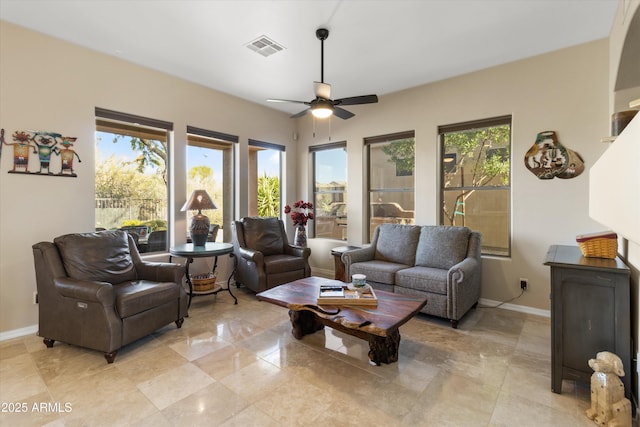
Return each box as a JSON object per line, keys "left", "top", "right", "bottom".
{"left": 342, "top": 224, "right": 482, "bottom": 328}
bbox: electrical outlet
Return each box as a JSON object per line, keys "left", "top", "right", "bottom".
{"left": 520, "top": 278, "right": 528, "bottom": 290}
{"left": 33, "top": 292, "right": 38, "bottom": 304}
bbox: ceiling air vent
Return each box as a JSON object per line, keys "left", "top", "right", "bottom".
{"left": 245, "top": 35, "right": 285, "bottom": 57}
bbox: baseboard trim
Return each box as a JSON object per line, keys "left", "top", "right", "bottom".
{"left": 0, "top": 324, "right": 38, "bottom": 342}
{"left": 310, "top": 267, "right": 333, "bottom": 279}
{"left": 479, "top": 298, "right": 550, "bottom": 318}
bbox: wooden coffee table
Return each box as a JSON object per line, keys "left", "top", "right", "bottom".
{"left": 256, "top": 276, "right": 427, "bottom": 365}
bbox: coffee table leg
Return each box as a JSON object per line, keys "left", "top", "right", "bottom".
{"left": 288, "top": 310, "right": 324, "bottom": 339}
{"left": 368, "top": 329, "right": 401, "bottom": 365}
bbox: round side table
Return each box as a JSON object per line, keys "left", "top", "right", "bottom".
{"left": 170, "top": 242, "right": 237, "bottom": 307}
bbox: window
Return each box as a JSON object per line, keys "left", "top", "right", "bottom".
{"left": 248, "top": 139, "right": 283, "bottom": 218}
{"left": 95, "top": 107, "right": 172, "bottom": 253}
{"left": 439, "top": 116, "right": 511, "bottom": 257}
{"left": 311, "top": 142, "right": 347, "bottom": 240}
{"left": 365, "top": 131, "right": 415, "bottom": 241}
{"left": 186, "top": 126, "right": 236, "bottom": 243}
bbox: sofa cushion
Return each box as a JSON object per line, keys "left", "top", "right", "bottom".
{"left": 55, "top": 230, "right": 137, "bottom": 283}
{"left": 242, "top": 217, "right": 284, "bottom": 256}
{"left": 350, "top": 260, "right": 410, "bottom": 285}
{"left": 374, "top": 224, "right": 421, "bottom": 265}
{"left": 396, "top": 266, "right": 448, "bottom": 295}
{"left": 113, "top": 280, "right": 179, "bottom": 318}
{"left": 415, "top": 226, "right": 470, "bottom": 270}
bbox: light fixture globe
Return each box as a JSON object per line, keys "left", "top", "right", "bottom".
{"left": 311, "top": 99, "right": 334, "bottom": 118}
{"left": 181, "top": 190, "right": 217, "bottom": 246}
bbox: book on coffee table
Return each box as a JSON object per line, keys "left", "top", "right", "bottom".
{"left": 317, "top": 286, "right": 378, "bottom": 306}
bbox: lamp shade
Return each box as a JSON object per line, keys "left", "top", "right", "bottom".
{"left": 181, "top": 190, "right": 217, "bottom": 246}
{"left": 181, "top": 190, "right": 217, "bottom": 213}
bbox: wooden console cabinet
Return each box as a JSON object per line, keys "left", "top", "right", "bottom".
{"left": 544, "top": 245, "right": 632, "bottom": 410}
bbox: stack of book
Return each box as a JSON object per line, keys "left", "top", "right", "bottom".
{"left": 317, "top": 284, "right": 378, "bottom": 306}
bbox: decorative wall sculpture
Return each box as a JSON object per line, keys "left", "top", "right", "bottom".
{"left": 0, "top": 129, "right": 81, "bottom": 177}
{"left": 524, "top": 130, "right": 584, "bottom": 180}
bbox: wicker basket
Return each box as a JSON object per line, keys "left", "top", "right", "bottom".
{"left": 191, "top": 272, "right": 217, "bottom": 292}
{"left": 576, "top": 231, "right": 618, "bottom": 259}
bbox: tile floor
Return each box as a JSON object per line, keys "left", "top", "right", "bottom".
{"left": 0, "top": 287, "right": 634, "bottom": 426}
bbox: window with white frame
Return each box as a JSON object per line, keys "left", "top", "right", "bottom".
{"left": 439, "top": 116, "right": 511, "bottom": 257}
{"left": 311, "top": 142, "right": 347, "bottom": 240}
{"left": 95, "top": 107, "right": 172, "bottom": 253}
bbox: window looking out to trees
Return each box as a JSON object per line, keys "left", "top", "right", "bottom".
{"left": 439, "top": 116, "right": 511, "bottom": 257}
{"left": 94, "top": 108, "right": 172, "bottom": 253}
{"left": 365, "top": 131, "right": 415, "bottom": 242}
{"left": 311, "top": 142, "right": 347, "bottom": 240}
{"left": 186, "top": 127, "right": 235, "bottom": 242}
{"left": 249, "top": 139, "right": 283, "bottom": 218}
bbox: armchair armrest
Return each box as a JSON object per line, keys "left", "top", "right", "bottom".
{"left": 284, "top": 244, "right": 311, "bottom": 259}
{"left": 54, "top": 277, "right": 115, "bottom": 305}
{"left": 135, "top": 261, "right": 185, "bottom": 283}
{"left": 238, "top": 247, "right": 264, "bottom": 265}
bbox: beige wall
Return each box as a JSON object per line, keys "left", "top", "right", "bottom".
{"left": 0, "top": 21, "right": 296, "bottom": 335}
{"left": 0, "top": 10, "right": 635, "bottom": 344}
{"left": 605, "top": 0, "right": 640, "bottom": 402}
{"left": 299, "top": 39, "right": 611, "bottom": 315}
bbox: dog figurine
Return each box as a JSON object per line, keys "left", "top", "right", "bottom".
{"left": 585, "top": 351, "right": 631, "bottom": 427}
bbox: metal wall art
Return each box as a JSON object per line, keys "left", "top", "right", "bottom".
{"left": 0, "top": 129, "right": 81, "bottom": 177}
{"left": 524, "top": 130, "right": 584, "bottom": 180}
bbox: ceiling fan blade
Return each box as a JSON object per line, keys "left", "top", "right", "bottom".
{"left": 314, "top": 82, "right": 331, "bottom": 99}
{"left": 290, "top": 109, "right": 310, "bottom": 119}
{"left": 267, "top": 98, "right": 309, "bottom": 105}
{"left": 334, "top": 94, "right": 378, "bottom": 106}
{"left": 333, "top": 106, "right": 355, "bottom": 120}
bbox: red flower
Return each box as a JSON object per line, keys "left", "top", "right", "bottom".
{"left": 284, "top": 200, "right": 314, "bottom": 226}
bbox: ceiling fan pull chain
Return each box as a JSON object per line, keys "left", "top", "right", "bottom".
{"left": 313, "top": 115, "right": 316, "bottom": 138}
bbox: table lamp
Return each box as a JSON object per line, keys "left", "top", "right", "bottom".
{"left": 181, "top": 190, "right": 217, "bottom": 246}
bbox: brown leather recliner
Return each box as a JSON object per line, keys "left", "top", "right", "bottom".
{"left": 32, "top": 230, "right": 188, "bottom": 363}
{"left": 232, "top": 217, "right": 311, "bottom": 293}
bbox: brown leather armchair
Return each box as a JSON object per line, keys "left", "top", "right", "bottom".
{"left": 232, "top": 217, "right": 311, "bottom": 293}
{"left": 32, "top": 230, "right": 188, "bottom": 363}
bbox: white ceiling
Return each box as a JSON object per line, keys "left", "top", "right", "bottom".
{"left": 0, "top": 0, "right": 618, "bottom": 117}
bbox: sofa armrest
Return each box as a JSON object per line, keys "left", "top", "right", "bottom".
{"left": 136, "top": 261, "right": 185, "bottom": 283}
{"left": 447, "top": 257, "right": 481, "bottom": 319}
{"left": 341, "top": 245, "right": 375, "bottom": 281}
{"left": 54, "top": 277, "right": 115, "bottom": 305}
{"left": 448, "top": 257, "right": 479, "bottom": 284}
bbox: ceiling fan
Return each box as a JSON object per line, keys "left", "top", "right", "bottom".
{"left": 267, "top": 28, "right": 378, "bottom": 120}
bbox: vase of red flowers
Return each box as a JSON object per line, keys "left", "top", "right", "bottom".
{"left": 284, "top": 200, "right": 314, "bottom": 247}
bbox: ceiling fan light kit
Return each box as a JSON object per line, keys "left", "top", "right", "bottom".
{"left": 311, "top": 99, "right": 334, "bottom": 118}
{"left": 267, "top": 28, "right": 378, "bottom": 120}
